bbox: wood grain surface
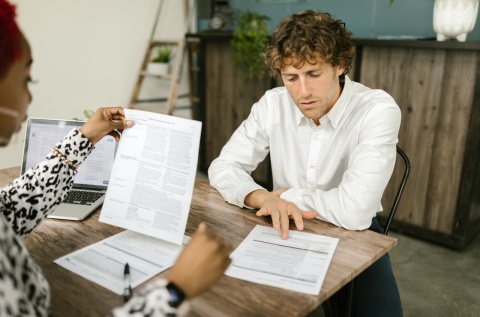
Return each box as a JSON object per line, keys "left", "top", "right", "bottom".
{"left": 360, "top": 46, "right": 478, "bottom": 235}
{"left": 1, "top": 166, "right": 396, "bottom": 317}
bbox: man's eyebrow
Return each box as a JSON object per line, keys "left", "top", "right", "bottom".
{"left": 281, "top": 67, "right": 324, "bottom": 76}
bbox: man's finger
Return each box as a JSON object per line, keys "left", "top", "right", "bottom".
{"left": 291, "top": 209, "right": 304, "bottom": 231}
{"left": 302, "top": 211, "right": 319, "bottom": 219}
{"left": 271, "top": 209, "right": 281, "bottom": 230}
{"left": 280, "top": 210, "right": 290, "bottom": 239}
{"left": 256, "top": 207, "right": 268, "bottom": 216}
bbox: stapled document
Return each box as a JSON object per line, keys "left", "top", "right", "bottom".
{"left": 56, "top": 109, "right": 201, "bottom": 294}
{"left": 99, "top": 109, "right": 202, "bottom": 245}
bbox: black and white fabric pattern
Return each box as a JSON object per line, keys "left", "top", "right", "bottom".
{"left": 0, "top": 128, "right": 178, "bottom": 317}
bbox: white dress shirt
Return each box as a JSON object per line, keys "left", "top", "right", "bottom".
{"left": 208, "top": 76, "right": 401, "bottom": 230}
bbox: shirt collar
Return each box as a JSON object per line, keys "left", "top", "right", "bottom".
{"left": 325, "top": 75, "right": 352, "bottom": 129}
{"left": 294, "top": 75, "right": 353, "bottom": 129}
{"left": 293, "top": 101, "right": 305, "bottom": 126}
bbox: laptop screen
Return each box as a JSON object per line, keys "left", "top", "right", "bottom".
{"left": 21, "top": 118, "right": 117, "bottom": 188}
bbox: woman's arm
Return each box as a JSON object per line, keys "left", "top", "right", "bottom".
{"left": 0, "top": 128, "right": 93, "bottom": 238}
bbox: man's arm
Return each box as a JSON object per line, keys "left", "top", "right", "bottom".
{"left": 208, "top": 101, "right": 270, "bottom": 208}
{"left": 208, "top": 98, "right": 318, "bottom": 239}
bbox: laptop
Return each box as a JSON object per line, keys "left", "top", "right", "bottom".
{"left": 21, "top": 118, "right": 118, "bottom": 220}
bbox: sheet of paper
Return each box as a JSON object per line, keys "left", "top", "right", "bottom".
{"left": 226, "top": 225, "right": 339, "bottom": 295}
{"left": 55, "top": 230, "right": 190, "bottom": 295}
{"left": 99, "top": 109, "right": 202, "bottom": 245}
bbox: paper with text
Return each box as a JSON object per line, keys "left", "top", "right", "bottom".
{"left": 99, "top": 109, "right": 202, "bottom": 245}
{"left": 226, "top": 225, "right": 338, "bottom": 295}
{"left": 55, "top": 230, "right": 190, "bottom": 295}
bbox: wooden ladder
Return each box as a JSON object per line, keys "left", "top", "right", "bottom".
{"left": 129, "top": 0, "right": 195, "bottom": 115}
{"left": 129, "top": 39, "right": 184, "bottom": 115}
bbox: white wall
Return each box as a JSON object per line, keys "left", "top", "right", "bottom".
{"left": 1, "top": 0, "right": 193, "bottom": 169}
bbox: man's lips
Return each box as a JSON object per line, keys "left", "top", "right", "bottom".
{"left": 300, "top": 100, "right": 317, "bottom": 109}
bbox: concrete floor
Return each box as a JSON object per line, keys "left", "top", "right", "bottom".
{"left": 389, "top": 230, "right": 480, "bottom": 317}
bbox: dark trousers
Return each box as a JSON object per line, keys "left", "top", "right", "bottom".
{"left": 323, "top": 218, "right": 403, "bottom": 317}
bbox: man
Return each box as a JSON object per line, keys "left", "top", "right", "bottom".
{"left": 208, "top": 10, "right": 402, "bottom": 316}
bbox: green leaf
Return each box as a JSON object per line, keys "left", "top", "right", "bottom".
{"left": 231, "top": 10, "right": 270, "bottom": 79}
{"left": 151, "top": 46, "right": 171, "bottom": 63}
{"left": 83, "top": 109, "right": 94, "bottom": 119}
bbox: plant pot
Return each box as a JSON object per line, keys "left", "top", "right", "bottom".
{"left": 433, "top": 0, "right": 479, "bottom": 42}
{"left": 147, "top": 63, "right": 170, "bottom": 76}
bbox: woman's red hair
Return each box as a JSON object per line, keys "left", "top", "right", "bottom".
{"left": 0, "top": 0, "right": 22, "bottom": 79}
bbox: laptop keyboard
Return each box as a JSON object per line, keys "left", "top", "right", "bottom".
{"left": 63, "top": 190, "right": 104, "bottom": 205}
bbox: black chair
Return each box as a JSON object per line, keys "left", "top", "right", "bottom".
{"left": 383, "top": 146, "right": 411, "bottom": 235}
{"left": 342, "top": 146, "right": 411, "bottom": 316}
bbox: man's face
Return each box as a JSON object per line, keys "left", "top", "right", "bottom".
{"left": 281, "top": 54, "right": 345, "bottom": 125}
{"left": 0, "top": 35, "right": 33, "bottom": 146}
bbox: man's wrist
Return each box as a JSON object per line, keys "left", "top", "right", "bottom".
{"left": 245, "top": 189, "right": 270, "bottom": 208}
{"left": 272, "top": 188, "right": 288, "bottom": 197}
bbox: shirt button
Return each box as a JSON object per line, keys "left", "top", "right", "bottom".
{"left": 314, "top": 136, "right": 319, "bottom": 141}
{"left": 310, "top": 164, "right": 315, "bottom": 169}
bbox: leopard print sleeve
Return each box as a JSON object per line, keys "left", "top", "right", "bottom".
{"left": 0, "top": 128, "right": 93, "bottom": 238}
{"left": 110, "top": 279, "right": 179, "bottom": 317}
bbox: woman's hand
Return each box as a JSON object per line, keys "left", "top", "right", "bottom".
{"left": 165, "top": 223, "right": 233, "bottom": 299}
{"left": 80, "top": 107, "right": 133, "bottom": 144}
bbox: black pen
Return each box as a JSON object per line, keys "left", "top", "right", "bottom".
{"left": 123, "top": 262, "right": 132, "bottom": 302}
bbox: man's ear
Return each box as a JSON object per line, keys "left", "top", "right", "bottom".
{"left": 336, "top": 62, "right": 346, "bottom": 76}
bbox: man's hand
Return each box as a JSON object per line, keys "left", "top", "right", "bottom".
{"left": 245, "top": 189, "right": 318, "bottom": 239}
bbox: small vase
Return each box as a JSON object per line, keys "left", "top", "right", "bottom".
{"left": 147, "top": 63, "right": 170, "bottom": 76}
{"left": 433, "top": 0, "right": 479, "bottom": 42}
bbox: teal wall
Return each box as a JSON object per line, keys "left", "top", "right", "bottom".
{"left": 200, "top": 0, "right": 480, "bottom": 41}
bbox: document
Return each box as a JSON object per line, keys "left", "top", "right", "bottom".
{"left": 226, "top": 225, "right": 339, "bottom": 295}
{"left": 99, "top": 109, "right": 202, "bottom": 245}
{"left": 55, "top": 230, "right": 190, "bottom": 295}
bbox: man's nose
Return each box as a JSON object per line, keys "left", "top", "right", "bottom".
{"left": 298, "top": 78, "right": 310, "bottom": 96}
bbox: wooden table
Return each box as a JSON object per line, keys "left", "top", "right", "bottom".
{"left": 0, "top": 166, "right": 397, "bottom": 317}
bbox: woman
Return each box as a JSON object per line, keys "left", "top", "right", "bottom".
{"left": 0, "top": 1, "right": 232, "bottom": 316}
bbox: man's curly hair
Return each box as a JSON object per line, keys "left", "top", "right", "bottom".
{"left": 0, "top": 0, "right": 22, "bottom": 79}
{"left": 264, "top": 10, "right": 356, "bottom": 78}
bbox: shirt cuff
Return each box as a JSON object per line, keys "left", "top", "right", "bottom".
{"left": 237, "top": 183, "right": 266, "bottom": 209}
{"left": 116, "top": 278, "right": 179, "bottom": 316}
{"left": 51, "top": 128, "right": 95, "bottom": 167}
{"left": 280, "top": 188, "right": 310, "bottom": 211}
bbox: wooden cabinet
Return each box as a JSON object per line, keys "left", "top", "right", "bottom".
{"left": 189, "top": 32, "right": 480, "bottom": 249}
{"left": 188, "top": 31, "right": 275, "bottom": 189}
{"left": 353, "top": 39, "right": 480, "bottom": 249}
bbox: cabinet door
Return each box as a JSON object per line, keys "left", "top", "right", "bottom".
{"left": 204, "top": 40, "right": 275, "bottom": 188}
{"left": 360, "top": 45, "right": 477, "bottom": 235}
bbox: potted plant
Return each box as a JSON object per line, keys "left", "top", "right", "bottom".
{"left": 231, "top": 10, "right": 270, "bottom": 79}
{"left": 147, "top": 45, "right": 171, "bottom": 76}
